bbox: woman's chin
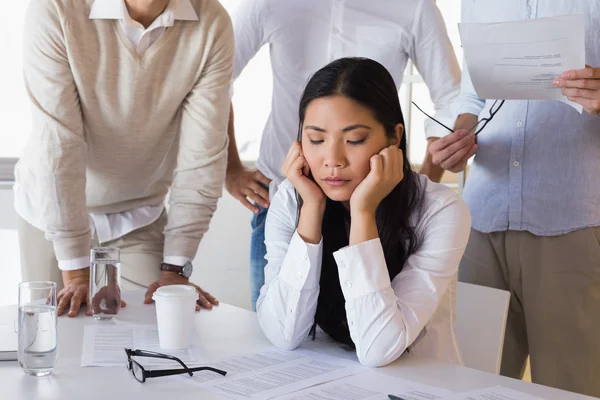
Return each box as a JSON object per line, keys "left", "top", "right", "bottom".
{"left": 322, "top": 187, "right": 352, "bottom": 202}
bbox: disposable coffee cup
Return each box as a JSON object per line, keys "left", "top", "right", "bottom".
{"left": 152, "top": 285, "right": 198, "bottom": 349}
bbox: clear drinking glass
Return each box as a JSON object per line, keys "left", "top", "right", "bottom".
{"left": 18, "top": 281, "right": 58, "bottom": 376}
{"left": 89, "top": 247, "right": 121, "bottom": 320}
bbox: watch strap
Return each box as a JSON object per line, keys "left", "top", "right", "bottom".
{"left": 160, "top": 262, "right": 184, "bottom": 274}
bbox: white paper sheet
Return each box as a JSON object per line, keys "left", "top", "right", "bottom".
{"left": 275, "top": 370, "right": 455, "bottom": 400}
{"left": 442, "top": 385, "right": 545, "bottom": 400}
{"left": 179, "top": 348, "right": 365, "bottom": 399}
{"left": 459, "top": 14, "right": 585, "bottom": 112}
{"left": 81, "top": 324, "right": 197, "bottom": 367}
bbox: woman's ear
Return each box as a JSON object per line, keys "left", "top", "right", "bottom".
{"left": 389, "top": 123, "right": 404, "bottom": 146}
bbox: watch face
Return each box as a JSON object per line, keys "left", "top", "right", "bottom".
{"left": 182, "top": 262, "right": 193, "bottom": 278}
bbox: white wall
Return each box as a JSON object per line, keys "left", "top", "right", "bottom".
{"left": 0, "top": 186, "right": 253, "bottom": 310}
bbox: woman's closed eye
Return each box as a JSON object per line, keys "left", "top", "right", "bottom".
{"left": 347, "top": 138, "right": 366, "bottom": 145}
{"left": 309, "top": 139, "right": 324, "bottom": 145}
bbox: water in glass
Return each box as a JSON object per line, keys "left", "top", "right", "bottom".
{"left": 90, "top": 247, "right": 121, "bottom": 320}
{"left": 18, "top": 282, "right": 58, "bottom": 376}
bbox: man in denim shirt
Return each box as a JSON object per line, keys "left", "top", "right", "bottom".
{"left": 429, "top": 1, "right": 600, "bottom": 396}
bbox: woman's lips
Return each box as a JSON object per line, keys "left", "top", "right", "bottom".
{"left": 322, "top": 177, "right": 350, "bottom": 187}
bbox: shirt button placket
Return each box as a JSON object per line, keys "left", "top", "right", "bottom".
{"left": 528, "top": 0, "right": 537, "bottom": 19}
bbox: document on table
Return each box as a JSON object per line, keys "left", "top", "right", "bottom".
{"left": 81, "top": 324, "right": 198, "bottom": 367}
{"left": 459, "top": 14, "right": 585, "bottom": 112}
{"left": 275, "top": 370, "right": 455, "bottom": 400}
{"left": 442, "top": 386, "right": 545, "bottom": 400}
{"left": 179, "top": 348, "right": 365, "bottom": 399}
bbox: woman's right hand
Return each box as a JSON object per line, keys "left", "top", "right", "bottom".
{"left": 281, "top": 141, "right": 326, "bottom": 207}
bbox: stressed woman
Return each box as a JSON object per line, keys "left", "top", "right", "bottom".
{"left": 256, "top": 57, "right": 471, "bottom": 367}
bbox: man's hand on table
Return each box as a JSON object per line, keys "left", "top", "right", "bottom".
{"left": 57, "top": 268, "right": 127, "bottom": 317}
{"left": 144, "top": 271, "right": 219, "bottom": 311}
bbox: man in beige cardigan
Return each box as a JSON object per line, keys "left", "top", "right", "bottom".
{"left": 15, "top": 0, "right": 233, "bottom": 317}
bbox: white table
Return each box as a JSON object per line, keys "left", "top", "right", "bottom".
{"left": 1, "top": 292, "right": 595, "bottom": 400}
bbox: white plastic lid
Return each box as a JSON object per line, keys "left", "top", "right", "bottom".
{"left": 152, "top": 285, "right": 198, "bottom": 300}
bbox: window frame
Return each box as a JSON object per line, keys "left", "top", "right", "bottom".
{"left": 0, "top": 159, "right": 16, "bottom": 182}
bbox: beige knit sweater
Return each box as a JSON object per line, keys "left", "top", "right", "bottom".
{"left": 14, "top": 0, "right": 234, "bottom": 261}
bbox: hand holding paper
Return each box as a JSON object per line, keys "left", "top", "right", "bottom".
{"left": 553, "top": 65, "right": 600, "bottom": 115}
{"left": 459, "top": 14, "right": 585, "bottom": 113}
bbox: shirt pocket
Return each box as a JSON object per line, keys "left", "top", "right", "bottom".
{"left": 355, "top": 26, "right": 402, "bottom": 75}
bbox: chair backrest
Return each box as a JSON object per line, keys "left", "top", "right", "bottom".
{"left": 455, "top": 282, "right": 510, "bottom": 374}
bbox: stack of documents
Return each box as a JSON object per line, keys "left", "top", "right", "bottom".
{"left": 273, "top": 371, "right": 546, "bottom": 400}
{"left": 181, "top": 348, "right": 364, "bottom": 399}
{"left": 82, "top": 324, "right": 200, "bottom": 367}
{"left": 275, "top": 370, "right": 455, "bottom": 399}
{"left": 82, "top": 325, "right": 364, "bottom": 398}
{"left": 82, "top": 324, "right": 547, "bottom": 400}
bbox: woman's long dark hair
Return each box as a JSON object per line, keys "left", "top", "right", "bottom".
{"left": 296, "top": 57, "right": 425, "bottom": 347}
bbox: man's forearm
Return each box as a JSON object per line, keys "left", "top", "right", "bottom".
{"left": 419, "top": 138, "right": 445, "bottom": 182}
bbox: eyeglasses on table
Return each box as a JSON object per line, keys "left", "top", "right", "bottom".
{"left": 124, "top": 348, "right": 227, "bottom": 383}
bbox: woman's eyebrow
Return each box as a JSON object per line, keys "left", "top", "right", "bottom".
{"left": 303, "top": 125, "right": 326, "bottom": 132}
{"left": 342, "top": 124, "right": 371, "bottom": 132}
{"left": 303, "top": 124, "right": 372, "bottom": 132}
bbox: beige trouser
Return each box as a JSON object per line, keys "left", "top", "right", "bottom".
{"left": 459, "top": 227, "right": 600, "bottom": 397}
{"left": 17, "top": 212, "right": 166, "bottom": 291}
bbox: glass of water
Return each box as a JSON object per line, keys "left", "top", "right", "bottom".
{"left": 89, "top": 247, "right": 121, "bottom": 320}
{"left": 18, "top": 281, "right": 58, "bottom": 377}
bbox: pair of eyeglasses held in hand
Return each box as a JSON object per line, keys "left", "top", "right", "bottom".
{"left": 124, "top": 348, "right": 227, "bottom": 383}
{"left": 412, "top": 99, "right": 505, "bottom": 135}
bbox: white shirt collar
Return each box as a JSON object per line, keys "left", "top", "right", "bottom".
{"left": 89, "top": 0, "right": 199, "bottom": 22}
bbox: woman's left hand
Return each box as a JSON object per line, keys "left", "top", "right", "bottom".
{"left": 350, "top": 145, "right": 404, "bottom": 215}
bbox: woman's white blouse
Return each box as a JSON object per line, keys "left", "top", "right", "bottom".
{"left": 256, "top": 175, "right": 471, "bottom": 367}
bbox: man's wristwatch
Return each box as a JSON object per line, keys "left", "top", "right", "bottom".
{"left": 160, "top": 261, "right": 193, "bottom": 279}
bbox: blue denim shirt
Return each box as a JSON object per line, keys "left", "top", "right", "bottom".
{"left": 456, "top": 0, "right": 600, "bottom": 236}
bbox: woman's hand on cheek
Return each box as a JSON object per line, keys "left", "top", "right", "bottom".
{"left": 281, "top": 141, "right": 326, "bottom": 206}
{"left": 350, "top": 145, "right": 404, "bottom": 215}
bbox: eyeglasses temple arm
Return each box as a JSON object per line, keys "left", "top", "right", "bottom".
{"left": 144, "top": 368, "right": 195, "bottom": 378}
{"left": 473, "top": 99, "right": 506, "bottom": 135}
{"left": 411, "top": 102, "right": 455, "bottom": 133}
{"left": 129, "top": 349, "right": 191, "bottom": 372}
{"left": 187, "top": 366, "right": 228, "bottom": 376}
{"left": 144, "top": 367, "right": 227, "bottom": 379}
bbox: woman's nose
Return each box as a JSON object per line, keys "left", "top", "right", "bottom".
{"left": 324, "top": 147, "right": 346, "bottom": 169}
